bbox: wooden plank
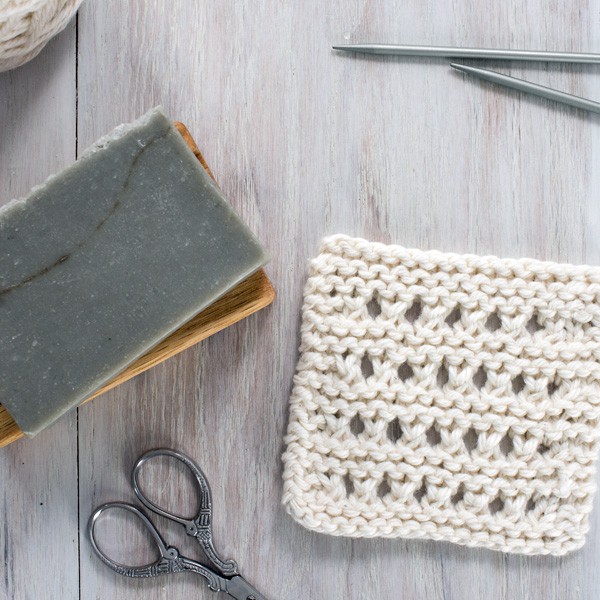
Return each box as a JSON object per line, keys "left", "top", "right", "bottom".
{"left": 0, "top": 123, "right": 275, "bottom": 447}
{"left": 76, "top": 2, "right": 600, "bottom": 600}
{"left": 0, "top": 23, "right": 79, "bottom": 600}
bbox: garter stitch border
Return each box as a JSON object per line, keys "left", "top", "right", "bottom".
{"left": 282, "top": 235, "right": 600, "bottom": 556}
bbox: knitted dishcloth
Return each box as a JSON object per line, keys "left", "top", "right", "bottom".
{"left": 282, "top": 235, "right": 600, "bottom": 556}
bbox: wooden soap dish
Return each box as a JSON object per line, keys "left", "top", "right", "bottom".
{"left": 0, "top": 123, "right": 275, "bottom": 447}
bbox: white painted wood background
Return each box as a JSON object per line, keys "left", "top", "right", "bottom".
{"left": 1, "top": 1, "right": 600, "bottom": 598}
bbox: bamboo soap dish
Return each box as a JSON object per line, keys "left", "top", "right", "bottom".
{"left": 0, "top": 122, "right": 275, "bottom": 447}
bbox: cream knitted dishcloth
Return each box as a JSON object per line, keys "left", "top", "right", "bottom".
{"left": 282, "top": 235, "right": 600, "bottom": 556}
{"left": 0, "top": 0, "right": 83, "bottom": 72}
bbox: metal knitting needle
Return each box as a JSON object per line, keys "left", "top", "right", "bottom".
{"left": 451, "top": 63, "right": 600, "bottom": 114}
{"left": 332, "top": 44, "right": 600, "bottom": 64}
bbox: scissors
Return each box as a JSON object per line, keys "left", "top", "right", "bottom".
{"left": 88, "top": 448, "right": 267, "bottom": 600}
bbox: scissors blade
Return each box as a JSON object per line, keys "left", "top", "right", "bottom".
{"left": 222, "top": 575, "right": 268, "bottom": 600}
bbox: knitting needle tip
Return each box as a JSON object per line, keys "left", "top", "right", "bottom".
{"left": 450, "top": 63, "right": 473, "bottom": 73}
{"left": 332, "top": 44, "right": 389, "bottom": 54}
{"left": 449, "top": 62, "right": 600, "bottom": 115}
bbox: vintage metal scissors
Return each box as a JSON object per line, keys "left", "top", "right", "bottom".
{"left": 88, "top": 448, "right": 267, "bottom": 600}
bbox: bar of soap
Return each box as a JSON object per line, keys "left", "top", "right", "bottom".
{"left": 0, "top": 108, "right": 268, "bottom": 436}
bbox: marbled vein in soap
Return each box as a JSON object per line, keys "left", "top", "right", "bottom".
{"left": 0, "top": 107, "right": 268, "bottom": 436}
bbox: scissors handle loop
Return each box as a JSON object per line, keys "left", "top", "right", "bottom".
{"left": 87, "top": 502, "right": 224, "bottom": 591}
{"left": 132, "top": 448, "right": 238, "bottom": 576}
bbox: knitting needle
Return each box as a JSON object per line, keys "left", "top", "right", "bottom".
{"left": 332, "top": 44, "right": 600, "bottom": 64}
{"left": 451, "top": 63, "right": 600, "bottom": 114}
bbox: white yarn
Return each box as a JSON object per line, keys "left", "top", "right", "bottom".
{"left": 0, "top": 0, "right": 83, "bottom": 72}
{"left": 282, "top": 234, "right": 600, "bottom": 556}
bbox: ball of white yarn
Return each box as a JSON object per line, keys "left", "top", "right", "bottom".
{"left": 0, "top": 0, "right": 83, "bottom": 72}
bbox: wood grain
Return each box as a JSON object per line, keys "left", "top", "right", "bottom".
{"left": 0, "top": 124, "right": 274, "bottom": 447}
{"left": 0, "top": 22, "right": 79, "bottom": 600}
{"left": 3, "top": 1, "right": 600, "bottom": 599}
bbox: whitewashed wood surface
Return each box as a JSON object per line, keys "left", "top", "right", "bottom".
{"left": 1, "top": 1, "right": 600, "bottom": 599}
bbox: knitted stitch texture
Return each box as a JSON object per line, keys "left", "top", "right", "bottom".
{"left": 282, "top": 235, "right": 600, "bottom": 555}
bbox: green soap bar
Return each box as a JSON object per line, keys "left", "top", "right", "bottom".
{"left": 0, "top": 107, "right": 268, "bottom": 436}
